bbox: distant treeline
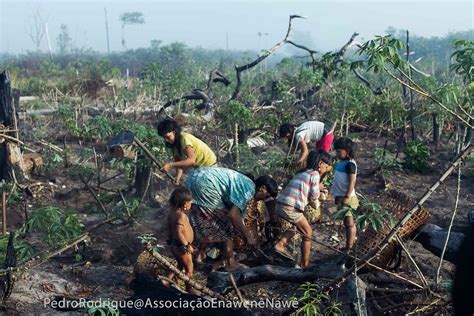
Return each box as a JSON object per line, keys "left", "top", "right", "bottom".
{"left": 0, "top": 29, "right": 472, "bottom": 79}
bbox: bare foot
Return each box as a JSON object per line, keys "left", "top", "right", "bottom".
{"left": 211, "top": 259, "right": 226, "bottom": 272}
{"left": 188, "top": 288, "right": 202, "bottom": 296}
{"left": 160, "top": 279, "right": 171, "bottom": 288}
{"left": 195, "top": 250, "right": 206, "bottom": 263}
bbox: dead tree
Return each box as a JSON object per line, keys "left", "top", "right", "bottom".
{"left": 0, "top": 71, "right": 26, "bottom": 182}
{"left": 432, "top": 112, "right": 440, "bottom": 145}
{"left": 230, "top": 15, "right": 306, "bottom": 100}
{"left": 160, "top": 89, "right": 216, "bottom": 116}
{"left": 207, "top": 69, "right": 231, "bottom": 91}
{"left": 352, "top": 69, "right": 384, "bottom": 96}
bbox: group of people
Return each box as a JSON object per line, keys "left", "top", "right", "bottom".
{"left": 157, "top": 118, "right": 358, "bottom": 293}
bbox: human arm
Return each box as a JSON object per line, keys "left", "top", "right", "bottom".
{"left": 342, "top": 172, "right": 356, "bottom": 205}
{"left": 175, "top": 213, "right": 194, "bottom": 254}
{"left": 308, "top": 172, "right": 321, "bottom": 209}
{"left": 292, "top": 138, "right": 309, "bottom": 166}
{"left": 228, "top": 205, "right": 256, "bottom": 248}
{"left": 175, "top": 168, "right": 184, "bottom": 185}
{"left": 162, "top": 146, "right": 196, "bottom": 172}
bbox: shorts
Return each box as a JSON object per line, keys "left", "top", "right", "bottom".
{"left": 275, "top": 203, "right": 304, "bottom": 224}
{"left": 334, "top": 195, "right": 359, "bottom": 218}
{"left": 315, "top": 130, "right": 334, "bottom": 153}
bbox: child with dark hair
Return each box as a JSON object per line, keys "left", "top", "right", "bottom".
{"left": 157, "top": 118, "right": 217, "bottom": 185}
{"left": 274, "top": 150, "right": 333, "bottom": 268}
{"left": 166, "top": 187, "right": 197, "bottom": 293}
{"left": 331, "top": 137, "right": 359, "bottom": 252}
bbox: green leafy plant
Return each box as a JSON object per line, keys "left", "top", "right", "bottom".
{"left": 18, "top": 207, "right": 84, "bottom": 246}
{"left": 42, "top": 149, "right": 65, "bottom": 174}
{"left": 291, "top": 282, "right": 327, "bottom": 315}
{"left": 332, "top": 199, "right": 395, "bottom": 232}
{"left": 114, "top": 197, "right": 141, "bottom": 218}
{"left": 138, "top": 233, "right": 157, "bottom": 245}
{"left": 234, "top": 144, "right": 286, "bottom": 177}
{"left": 403, "top": 141, "right": 430, "bottom": 173}
{"left": 451, "top": 40, "right": 474, "bottom": 84}
{"left": 291, "top": 282, "right": 342, "bottom": 316}
{"left": 0, "top": 182, "right": 22, "bottom": 206}
{"left": 374, "top": 148, "right": 402, "bottom": 170}
{"left": 356, "top": 200, "right": 395, "bottom": 232}
{"left": 323, "top": 302, "right": 343, "bottom": 316}
{"left": 78, "top": 300, "right": 120, "bottom": 316}
{"left": 0, "top": 234, "right": 35, "bottom": 263}
{"left": 221, "top": 100, "right": 254, "bottom": 130}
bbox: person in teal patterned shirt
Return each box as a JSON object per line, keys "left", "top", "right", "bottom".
{"left": 185, "top": 167, "right": 278, "bottom": 271}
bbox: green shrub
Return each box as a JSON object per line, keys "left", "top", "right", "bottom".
{"left": 404, "top": 141, "right": 430, "bottom": 172}
{"left": 18, "top": 207, "right": 84, "bottom": 246}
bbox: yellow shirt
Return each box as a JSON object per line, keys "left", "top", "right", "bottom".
{"left": 173, "top": 132, "right": 217, "bottom": 167}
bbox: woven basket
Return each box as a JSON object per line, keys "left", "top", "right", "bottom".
{"left": 130, "top": 250, "right": 186, "bottom": 288}
{"left": 353, "top": 189, "right": 431, "bottom": 269}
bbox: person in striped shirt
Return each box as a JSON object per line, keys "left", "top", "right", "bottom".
{"left": 274, "top": 150, "right": 333, "bottom": 268}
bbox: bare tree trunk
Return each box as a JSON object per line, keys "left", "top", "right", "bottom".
{"left": 104, "top": 7, "right": 110, "bottom": 54}
{"left": 0, "top": 71, "right": 15, "bottom": 181}
{"left": 464, "top": 118, "right": 473, "bottom": 147}
{"left": 432, "top": 112, "right": 439, "bottom": 145}
{"left": 405, "top": 30, "right": 416, "bottom": 141}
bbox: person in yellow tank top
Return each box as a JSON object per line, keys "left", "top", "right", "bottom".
{"left": 157, "top": 119, "right": 217, "bottom": 185}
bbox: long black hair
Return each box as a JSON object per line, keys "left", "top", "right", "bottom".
{"left": 279, "top": 123, "right": 297, "bottom": 148}
{"left": 302, "top": 149, "right": 333, "bottom": 172}
{"left": 157, "top": 119, "right": 183, "bottom": 156}
{"left": 255, "top": 175, "right": 278, "bottom": 198}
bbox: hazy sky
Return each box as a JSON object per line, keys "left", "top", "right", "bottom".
{"left": 0, "top": 0, "right": 472, "bottom": 54}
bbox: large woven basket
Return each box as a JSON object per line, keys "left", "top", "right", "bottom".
{"left": 353, "top": 189, "right": 431, "bottom": 269}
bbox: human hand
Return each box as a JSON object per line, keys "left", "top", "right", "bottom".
{"left": 246, "top": 233, "right": 257, "bottom": 249}
{"left": 342, "top": 197, "right": 350, "bottom": 206}
{"left": 187, "top": 244, "right": 195, "bottom": 255}
{"left": 319, "top": 192, "right": 327, "bottom": 201}
{"left": 162, "top": 162, "right": 173, "bottom": 172}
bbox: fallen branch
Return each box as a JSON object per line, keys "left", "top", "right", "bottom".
{"left": 436, "top": 162, "right": 462, "bottom": 283}
{"left": 79, "top": 175, "right": 109, "bottom": 217}
{"left": 0, "top": 216, "right": 117, "bottom": 275}
{"left": 133, "top": 138, "right": 175, "bottom": 182}
{"left": 145, "top": 243, "right": 225, "bottom": 300}
{"left": 395, "top": 234, "right": 429, "bottom": 288}
{"left": 229, "top": 274, "right": 243, "bottom": 302}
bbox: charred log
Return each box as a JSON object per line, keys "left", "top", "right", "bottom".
{"left": 161, "top": 89, "right": 216, "bottom": 114}
{"left": 413, "top": 223, "right": 465, "bottom": 263}
{"left": 208, "top": 255, "right": 345, "bottom": 294}
{"left": 207, "top": 256, "right": 367, "bottom": 315}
